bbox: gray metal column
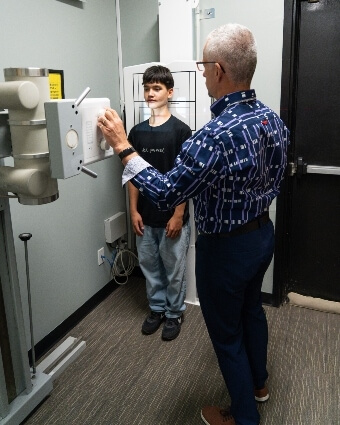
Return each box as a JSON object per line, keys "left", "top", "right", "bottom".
{"left": 0, "top": 184, "right": 53, "bottom": 425}
{"left": 0, "top": 196, "right": 32, "bottom": 398}
{"left": 0, "top": 346, "right": 10, "bottom": 420}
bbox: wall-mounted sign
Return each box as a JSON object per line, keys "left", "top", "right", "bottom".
{"left": 49, "top": 69, "right": 65, "bottom": 99}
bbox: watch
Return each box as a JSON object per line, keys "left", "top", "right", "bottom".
{"left": 118, "top": 146, "right": 136, "bottom": 160}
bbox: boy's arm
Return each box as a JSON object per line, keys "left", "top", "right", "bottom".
{"left": 128, "top": 182, "right": 144, "bottom": 236}
{"left": 166, "top": 202, "right": 186, "bottom": 239}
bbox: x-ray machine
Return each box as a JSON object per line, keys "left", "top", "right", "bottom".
{"left": 0, "top": 67, "right": 113, "bottom": 425}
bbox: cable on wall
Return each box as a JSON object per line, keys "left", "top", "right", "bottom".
{"left": 102, "top": 239, "right": 139, "bottom": 285}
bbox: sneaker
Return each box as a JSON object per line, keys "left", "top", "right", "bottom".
{"left": 254, "top": 386, "right": 269, "bottom": 402}
{"left": 161, "top": 315, "right": 183, "bottom": 341}
{"left": 141, "top": 311, "right": 165, "bottom": 335}
{"left": 201, "top": 406, "right": 236, "bottom": 425}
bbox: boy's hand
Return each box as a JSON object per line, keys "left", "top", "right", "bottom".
{"left": 166, "top": 216, "right": 183, "bottom": 239}
{"left": 131, "top": 211, "right": 144, "bottom": 236}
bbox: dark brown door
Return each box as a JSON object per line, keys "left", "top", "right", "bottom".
{"left": 274, "top": 0, "right": 340, "bottom": 303}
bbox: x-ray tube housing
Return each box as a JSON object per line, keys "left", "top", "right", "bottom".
{"left": 0, "top": 68, "right": 59, "bottom": 205}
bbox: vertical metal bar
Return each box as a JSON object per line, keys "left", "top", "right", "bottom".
{"left": 0, "top": 277, "right": 17, "bottom": 403}
{"left": 21, "top": 237, "right": 36, "bottom": 375}
{"left": 115, "top": 0, "right": 125, "bottom": 119}
{"left": 0, "top": 198, "right": 32, "bottom": 395}
{"left": 0, "top": 347, "right": 10, "bottom": 419}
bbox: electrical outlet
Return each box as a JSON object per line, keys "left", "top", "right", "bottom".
{"left": 97, "top": 247, "right": 104, "bottom": 265}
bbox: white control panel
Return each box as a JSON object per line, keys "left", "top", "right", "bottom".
{"left": 78, "top": 98, "right": 113, "bottom": 166}
{"left": 45, "top": 94, "right": 113, "bottom": 179}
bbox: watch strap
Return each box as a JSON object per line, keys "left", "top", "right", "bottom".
{"left": 118, "top": 146, "right": 136, "bottom": 160}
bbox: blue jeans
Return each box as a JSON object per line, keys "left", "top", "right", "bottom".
{"left": 136, "top": 222, "right": 190, "bottom": 318}
{"left": 196, "top": 220, "right": 274, "bottom": 425}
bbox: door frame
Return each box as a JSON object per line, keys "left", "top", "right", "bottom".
{"left": 272, "top": 0, "right": 302, "bottom": 306}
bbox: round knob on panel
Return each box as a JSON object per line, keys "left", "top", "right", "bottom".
{"left": 66, "top": 129, "right": 79, "bottom": 149}
{"left": 97, "top": 108, "right": 106, "bottom": 118}
{"left": 100, "top": 139, "right": 110, "bottom": 151}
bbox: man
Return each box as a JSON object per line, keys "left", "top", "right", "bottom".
{"left": 128, "top": 65, "right": 191, "bottom": 341}
{"left": 98, "top": 23, "right": 289, "bottom": 425}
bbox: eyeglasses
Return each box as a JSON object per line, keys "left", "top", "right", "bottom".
{"left": 196, "top": 61, "right": 226, "bottom": 73}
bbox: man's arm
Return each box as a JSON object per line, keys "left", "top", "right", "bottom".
{"left": 98, "top": 108, "right": 225, "bottom": 209}
{"left": 166, "top": 202, "right": 186, "bottom": 239}
{"left": 128, "top": 182, "right": 144, "bottom": 236}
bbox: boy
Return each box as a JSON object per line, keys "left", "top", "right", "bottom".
{"left": 128, "top": 65, "right": 191, "bottom": 341}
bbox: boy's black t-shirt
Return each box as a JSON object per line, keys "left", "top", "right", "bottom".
{"left": 128, "top": 115, "right": 192, "bottom": 228}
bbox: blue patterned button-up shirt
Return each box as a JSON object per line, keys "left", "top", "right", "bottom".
{"left": 122, "top": 90, "right": 289, "bottom": 234}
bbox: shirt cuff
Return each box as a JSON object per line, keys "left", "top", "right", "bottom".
{"left": 122, "top": 156, "right": 150, "bottom": 186}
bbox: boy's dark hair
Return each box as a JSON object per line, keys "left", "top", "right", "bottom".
{"left": 142, "top": 65, "right": 174, "bottom": 90}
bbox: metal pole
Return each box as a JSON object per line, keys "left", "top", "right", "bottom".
{"left": 18, "top": 233, "right": 36, "bottom": 375}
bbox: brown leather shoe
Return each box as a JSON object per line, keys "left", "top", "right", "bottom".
{"left": 201, "top": 406, "right": 236, "bottom": 425}
{"left": 254, "top": 386, "right": 269, "bottom": 402}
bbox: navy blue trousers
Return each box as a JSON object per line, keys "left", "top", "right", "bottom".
{"left": 196, "top": 220, "right": 274, "bottom": 425}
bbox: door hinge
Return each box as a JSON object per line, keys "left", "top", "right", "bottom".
{"left": 288, "top": 157, "right": 307, "bottom": 177}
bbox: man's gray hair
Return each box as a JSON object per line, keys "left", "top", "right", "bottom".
{"left": 205, "top": 23, "right": 257, "bottom": 85}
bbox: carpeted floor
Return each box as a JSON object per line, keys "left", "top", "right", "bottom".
{"left": 22, "top": 276, "right": 340, "bottom": 425}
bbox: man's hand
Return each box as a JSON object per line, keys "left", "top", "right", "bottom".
{"left": 131, "top": 211, "right": 144, "bottom": 236}
{"left": 97, "top": 108, "right": 132, "bottom": 156}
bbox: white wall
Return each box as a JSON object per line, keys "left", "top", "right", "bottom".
{"left": 199, "top": 0, "right": 285, "bottom": 114}
{"left": 119, "top": 0, "right": 160, "bottom": 67}
{"left": 0, "top": 0, "right": 126, "bottom": 346}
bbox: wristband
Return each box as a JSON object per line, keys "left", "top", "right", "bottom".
{"left": 118, "top": 146, "right": 136, "bottom": 160}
